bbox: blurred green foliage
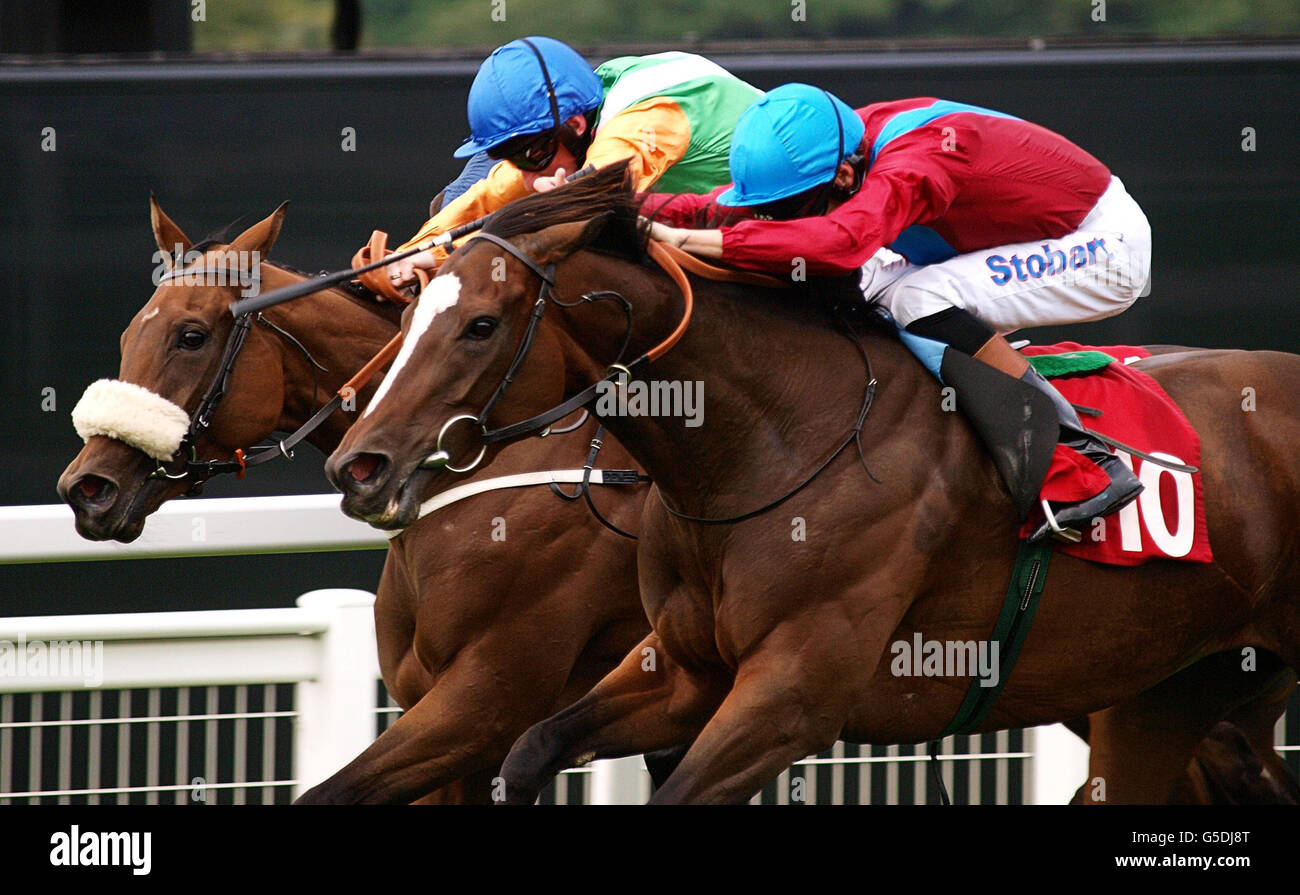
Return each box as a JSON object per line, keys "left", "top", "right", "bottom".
{"left": 193, "top": 0, "right": 1299, "bottom": 52}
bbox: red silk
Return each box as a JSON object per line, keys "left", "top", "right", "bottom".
{"left": 1019, "top": 343, "right": 1212, "bottom": 567}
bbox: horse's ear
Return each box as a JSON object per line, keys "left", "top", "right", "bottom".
{"left": 518, "top": 212, "right": 613, "bottom": 266}
{"left": 150, "top": 193, "right": 193, "bottom": 270}
{"left": 227, "top": 201, "right": 290, "bottom": 259}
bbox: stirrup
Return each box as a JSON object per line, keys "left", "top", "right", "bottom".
{"left": 1038, "top": 499, "right": 1082, "bottom": 544}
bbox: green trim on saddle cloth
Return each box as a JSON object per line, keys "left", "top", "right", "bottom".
{"left": 939, "top": 540, "right": 1054, "bottom": 737}
{"left": 1026, "top": 350, "right": 1114, "bottom": 379}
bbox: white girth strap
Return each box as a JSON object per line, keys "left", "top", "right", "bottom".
{"left": 70, "top": 379, "right": 190, "bottom": 461}
{"left": 386, "top": 469, "right": 617, "bottom": 539}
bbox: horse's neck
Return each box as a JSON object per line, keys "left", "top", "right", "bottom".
{"left": 258, "top": 266, "right": 399, "bottom": 451}
{"left": 559, "top": 261, "right": 929, "bottom": 512}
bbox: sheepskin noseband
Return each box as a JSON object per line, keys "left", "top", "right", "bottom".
{"left": 71, "top": 379, "right": 191, "bottom": 461}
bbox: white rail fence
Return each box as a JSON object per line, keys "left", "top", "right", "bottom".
{"left": 0, "top": 591, "right": 375, "bottom": 803}
{"left": 0, "top": 494, "right": 1174, "bottom": 805}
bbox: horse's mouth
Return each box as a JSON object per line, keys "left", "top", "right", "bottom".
{"left": 356, "top": 464, "right": 440, "bottom": 531}
{"left": 69, "top": 484, "right": 157, "bottom": 543}
{"left": 72, "top": 514, "right": 141, "bottom": 543}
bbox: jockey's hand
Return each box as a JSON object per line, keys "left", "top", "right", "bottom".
{"left": 641, "top": 219, "right": 726, "bottom": 259}
{"left": 643, "top": 219, "right": 690, "bottom": 248}
{"left": 386, "top": 246, "right": 439, "bottom": 287}
{"left": 531, "top": 167, "right": 567, "bottom": 194}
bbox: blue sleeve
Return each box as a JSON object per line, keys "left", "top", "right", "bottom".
{"left": 441, "top": 152, "right": 497, "bottom": 205}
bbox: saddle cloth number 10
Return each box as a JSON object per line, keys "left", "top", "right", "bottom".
{"left": 1112, "top": 451, "right": 1195, "bottom": 559}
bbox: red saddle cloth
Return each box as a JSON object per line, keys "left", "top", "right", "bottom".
{"left": 1018, "top": 342, "right": 1213, "bottom": 566}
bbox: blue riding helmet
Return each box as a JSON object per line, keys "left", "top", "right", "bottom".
{"left": 454, "top": 36, "right": 604, "bottom": 159}
{"left": 718, "top": 83, "right": 866, "bottom": 207}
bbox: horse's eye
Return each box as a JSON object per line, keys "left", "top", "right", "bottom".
{"left": 179, "top": 329, "right": 207, "bottom": 350}
{"left": 464, "top": 317, "right": 498, "bottom": 340}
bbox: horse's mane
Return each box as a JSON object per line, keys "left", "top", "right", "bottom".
{"left": 269, "top": 259, "right": 380, "bottom": 304}
{"left": 190, "top": 232, "right": 399, "bottom": 323}
{"left": 477, "top": 160, "right": 894, "bottom": 340}
{"left": 480, "top": 159, "right": 645, "bottom": 260}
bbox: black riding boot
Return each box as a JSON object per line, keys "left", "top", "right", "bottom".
{"left": 905, "top": 308, "right": 1143, "bottom": 540}
{"left": 1018, "top": 363, "right": 1144, "bottom": 542}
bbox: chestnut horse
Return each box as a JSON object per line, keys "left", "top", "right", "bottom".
{"left": 59, "top": 198, "right": 1293, "bottom": 804}
{"left": 57, "top": 200, "right": 652, "bottom": 804}
{"left": 326, "top": 165, "right": 1300, "bottom": 804}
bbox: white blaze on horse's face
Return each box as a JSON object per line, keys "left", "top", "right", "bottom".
{"left": 130, "top": 293, "right": 168, "bottom": 336}
{"left": 364, "top": 274, "right": 461, "bottom": 419}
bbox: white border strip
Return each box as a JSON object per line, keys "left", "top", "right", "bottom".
{"left": 387, "top": 469, "right": 623, "bottom": 538}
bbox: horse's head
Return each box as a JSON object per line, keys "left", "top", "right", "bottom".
{"left": 326, "top": 166, "right": 641, "bottom": 529}
{"left": 57, "top": 198, "right": 290, "bottom": 541}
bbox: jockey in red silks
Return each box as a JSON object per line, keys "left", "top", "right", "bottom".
{"left": 643, "top": 83, "right": 1152, "bottom": 542}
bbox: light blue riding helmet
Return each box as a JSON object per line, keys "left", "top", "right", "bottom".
{"left": 718, "top": 83, "right": 866, "bottom": 206}
{"left": 454, "top": 36, "right": 604, "bottom": 158}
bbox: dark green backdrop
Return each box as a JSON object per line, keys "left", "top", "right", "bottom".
{"left": 1, "top": 44, "right": 1296, "bottom": 614}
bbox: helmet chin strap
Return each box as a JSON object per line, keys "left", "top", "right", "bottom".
{"left": 518, "top": 37, "right": 595, "bottom": 170}
{"left": 519, "top": 37, "right": 561, "bottom": 133}
{"left": 556, "top": 116, "right": 596, "bottom": 166}
{"left": 820, "top": 89, "right": 866, "bottom": 206}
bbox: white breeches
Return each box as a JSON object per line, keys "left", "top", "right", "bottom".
{"left": 864, "top": 176, "right": 1152, "bottom": 333}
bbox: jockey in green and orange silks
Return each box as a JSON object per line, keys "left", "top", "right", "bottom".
{"left": 382, "top": 36, "right": 761, "bottom": 282}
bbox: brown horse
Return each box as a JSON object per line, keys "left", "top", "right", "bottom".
{"left": 59, "top": 198, "right": 1293, "bottom": 804}
{"left": 326, "top": 165, "right": 1300, "bottom": 804}
{"left": 57, "top": 200, "right": 651, "bottom": 804}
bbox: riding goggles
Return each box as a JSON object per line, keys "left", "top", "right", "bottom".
{"left": 488, "top": 128, "right": 563, "bottom": 172}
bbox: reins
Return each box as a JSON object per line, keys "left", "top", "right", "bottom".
{"left": 654, "top": 378, "right": 876, "bottom": 525}
{"left": 653, "top": 293, "right": 880, "bottom": 525}
{"left": 207, "top": 192, "right": 876, "bottom": 532}
{"left": 417, "top": 232, "right": 880, "bottom": 529}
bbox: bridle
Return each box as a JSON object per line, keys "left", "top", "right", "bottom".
{"left": 416, "top": 232, "right": 880, "bottom": 528}
{"left": 416, "top": 232, "right": 695, "bottom": 475}
{"left": 405, "top": 231, "right": 692, "bottom": 539}
{"left": 214, "top": 197, "right": 874, "bottom": 529}
{"left": 143, "top": 254, "right": 648, "bottom": 540}
{"left": 146, "top": 262, "right": 349, "bottom": 495}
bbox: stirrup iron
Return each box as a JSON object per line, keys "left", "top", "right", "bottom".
{"left": 1039, "top": 499, "right": 1083, "bottom": 544}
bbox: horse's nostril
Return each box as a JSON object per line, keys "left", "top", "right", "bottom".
{"left": 348, "top": 454, "right": 382, "bottom": 483}
{"left": 72, "top": 475, "right": 116, "bottom": 507}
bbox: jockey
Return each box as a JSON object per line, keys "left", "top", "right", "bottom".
{"left": 643, "top": 84, "right": 1152, "bottom": 542}
{"left": 382, "top": 36, "right": 762, "bottom": 286}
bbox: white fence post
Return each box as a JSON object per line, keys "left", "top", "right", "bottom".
{"left": 293, "top": 589, "right": 378, "bottom": 799}
{"left": 1030, "top": 723, "right": 1090, "bottom": 804}
{"left": 589, "top": 756, "right": 648, "bottom": 805}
